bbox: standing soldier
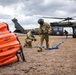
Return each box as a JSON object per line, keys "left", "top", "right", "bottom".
{"left": 38, "top": 19, "right": 52, "bottom": 50}
{"left": 23, "top": 30, "right": 36, "bottom": 48}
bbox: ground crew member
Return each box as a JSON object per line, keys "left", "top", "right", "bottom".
{"left": 23, "top": 30, "right": 36, "bottom": 48}
{"left": 64, "top": 30, "right": 68, "bottom": 38}
{"left": 38, "top": 19, "right": 52, "bottom": 50}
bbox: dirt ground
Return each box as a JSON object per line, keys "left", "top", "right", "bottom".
{"left": 0, "top": 35, "right": 76, "bottom": 75}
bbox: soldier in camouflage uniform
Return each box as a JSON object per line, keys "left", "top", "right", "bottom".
{"left": 23, "top": 30, "right": 36, "bottom": 48}
{"left": 38, "top": 19, "right": 52, "bottom": 50}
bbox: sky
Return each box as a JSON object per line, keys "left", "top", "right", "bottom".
{"left": 0, "top": 0, "right": 76, "bottom": 32}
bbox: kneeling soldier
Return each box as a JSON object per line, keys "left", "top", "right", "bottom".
{"left": 24, "top": 30, "right": 36, "bottom": 48}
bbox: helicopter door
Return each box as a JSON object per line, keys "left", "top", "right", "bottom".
{"left": 73, "top": 27, "right": 76, "bottom": 38}
{"left": 58, "top": 27, "right": 63, "bottom": 35}
{"left": 52, "top": 26, "right": 58, "bottom": 35}
{"left": 52, "top": 26, "right": 63, "bottom": 35}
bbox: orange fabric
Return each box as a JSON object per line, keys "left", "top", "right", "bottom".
{"left": 0, "top": 55, "right": 19, "bottom": 66}
{"left": 0, "top": 22, "right": 9, "bottom": 33}
{"left": 0, "top": 54, "right": 16, "bottom": 62}
{"left": 0, "top": 44, "right": 20, "bottom": 52}
{"left": 0, "top": 33, "right": 20, "bottom": 54}
{"left": 0, "top": 22, "right": 22, "bottom": 66}
{"left": 0, "top": 33, "right": 19, "bottom": 45}
{"left": 0, "top": 47, "right": 20, "bottom": 57}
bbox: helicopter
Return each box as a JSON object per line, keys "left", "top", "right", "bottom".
{"left": 12, "top": 17, "right": 76, "bottom": 38}
{"left": 42, "top": 16, "right": 76, "bottom": 38}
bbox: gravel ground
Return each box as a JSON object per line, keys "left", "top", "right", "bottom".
{"left": 0, "top": 35, "right": 76, "bottom": 75}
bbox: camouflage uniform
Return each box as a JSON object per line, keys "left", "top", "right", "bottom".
{"left": 24, "top": 31, "right": 36, "bottom": 48}
{"left": 40, "top": 22, "right": 52, "bottom": 50}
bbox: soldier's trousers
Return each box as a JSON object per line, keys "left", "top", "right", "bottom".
{"left": 40, "top": 34, "right": 49, "bottom": 50}
{"left": 24, "top": 39, "right": 32, "bottom": 48}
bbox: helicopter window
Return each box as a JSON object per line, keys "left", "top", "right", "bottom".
{"left": 53, "top": 27, "right": 58, "bottom": 31}
{"left": 59, "top": 27, "right": 63, "bottom": 31}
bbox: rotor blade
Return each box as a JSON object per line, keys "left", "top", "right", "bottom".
{"left": 42, "top": 17, "right": 65, "bottom": 19}
{"left": 72, "top": 16, "right": 76, "bottom": 18}
{"left": 61, "top": 18, "right": 75, "bottom": 21}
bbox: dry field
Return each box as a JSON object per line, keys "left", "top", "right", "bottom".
{"left": 0, "top": 35, "right": 76, "bottom": 75}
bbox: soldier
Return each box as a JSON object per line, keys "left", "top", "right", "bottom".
{"left": 38, "top": 19, "right": 52, "bottom": 50}
{"left": 23, "top": 30, "right": 36, "bottom": 48}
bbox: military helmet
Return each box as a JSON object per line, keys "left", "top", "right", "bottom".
{"left": 31, "top": 29, "right": 35, "bottom": 34}
{"left": 38, "top": 19, "right": 44, "bottom": 25}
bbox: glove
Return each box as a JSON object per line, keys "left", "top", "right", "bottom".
{"left": 34, "top": 39, "right": 37, "bottom": 41}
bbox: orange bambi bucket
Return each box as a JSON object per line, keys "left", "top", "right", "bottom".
{"left": 0, "top": 22, "right": 26, "bottom": 66}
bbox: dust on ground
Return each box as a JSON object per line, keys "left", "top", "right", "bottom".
{"left": 0, "top": 35, "right": 76, "bottom": 75}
